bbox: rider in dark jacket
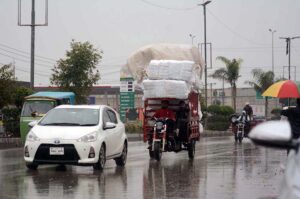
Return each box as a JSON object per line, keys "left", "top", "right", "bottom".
{"left": 176, "top": 101, "right": 190, "bottom": 139}
{"left": 281, "top": 98, "right": 300, "bottom": 139}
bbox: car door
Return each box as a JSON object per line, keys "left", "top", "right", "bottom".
{"left": 106, "top": 109, "right": 124, "bottom": 155}
{"left": 101, "top": 109, "right": 116, "bottom": 157}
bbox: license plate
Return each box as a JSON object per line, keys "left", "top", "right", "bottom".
{"left": 49, "top": 147, "right": 64, "bottom": 155}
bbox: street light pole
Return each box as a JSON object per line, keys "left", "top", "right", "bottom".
{"left": 18, "top": 0, "right": 48, "bottom": 89}
{"left": 280, "top": 36, "right": 300, "bottom": 80}
{"left": 30, "top": 0, "right": 35, "bottom": 89}
{"left": 269, "top": 29, "right": 276, "bottom": 74}
{"left": 189, "top": 34, "right": 196, "bottom": 45}
{"left": 198, "top": 0, "right": 211, "bottom": 109}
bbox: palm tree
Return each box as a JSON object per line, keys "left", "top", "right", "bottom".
{"left": 211, "top": 56, "right": 242, "bottom": 111}
{"left": 246, "top": 69, "right": 274, "bottom": 118}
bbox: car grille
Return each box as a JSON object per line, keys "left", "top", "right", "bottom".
{"left": 34, "top": 144, "right": 80, "bottom": 164}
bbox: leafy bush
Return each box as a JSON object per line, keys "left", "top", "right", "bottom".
{"left": 271, "top": 107, "right": 282, "bottom": 120}
{"left": 207, "top": 105, "right": 234, "bottom": 116}
{"left": 125, "top": 121, "right": 142, "bottom": 134}
{"left": 205, "top": 105, "right": 233, "bottom": 131}
{"left": 221, "top": 106, "right": 235, "bottom": 116}
{"left": 2, "top": 107, "right": 20, "bottom": 137}
{"left": 206, "top": 115, "right": 231, "bottom": 131}
{"left": 207, "top": 105, "right": 222, "bottom": 115}
{"left": 271, "top": 108, "right": 281, "bottom": 116}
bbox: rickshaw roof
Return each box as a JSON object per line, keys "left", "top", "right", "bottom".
{"left": 27, "top": 92, "right": 75, "bottom": 99}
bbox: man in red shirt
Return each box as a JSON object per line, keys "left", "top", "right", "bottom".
{"left": 153, "top": 100, "right": 176, "bottom": 136}
{"left": 153, "top": 100, "right": 176, "bottom": 121}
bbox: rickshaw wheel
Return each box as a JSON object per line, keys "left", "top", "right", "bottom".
{"left": 188, "top": 139, "right": 195, "bottom": 160}
{"left": 238, "top": 136, "right": 243, "bottom": 143}
{"left": 234, "top": 134, "right": 238, "bottom": 142}
{"left": 149, "top": 149, "right": 154, "bottom": 159}
{"left": 154, "top": 142, "right": 162, "bottom": 161}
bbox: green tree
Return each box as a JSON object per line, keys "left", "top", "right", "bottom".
{"left": 211, "top": 56, "right": 242, "bottom": 111}
{"left": 51, "top": 40, "right": 102, "bottom": 104}
{"left": 0, "top": 64, "right": 16, "bottom": 109}
{"left": 13, "top": 87, "right": 34, "bottom": 110}
{"left": 246, "top": 69, "right": 274, "bottom": 118}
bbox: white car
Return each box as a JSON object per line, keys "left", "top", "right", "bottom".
{"left": 24, "top": 105, "right": 128, "bottom": 170}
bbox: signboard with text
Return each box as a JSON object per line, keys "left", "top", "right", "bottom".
{"left": 120, "top": 77, "right": 135, "bottom": 121}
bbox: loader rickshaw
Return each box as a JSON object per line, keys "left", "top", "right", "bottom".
{"left": 143, "top": 92, "right": 200, "bottom": 161}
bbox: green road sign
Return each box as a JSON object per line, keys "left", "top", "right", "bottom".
{"left": 256, "top": 90, "right": 264, "bottom": 99}
{"left": 120, "top": 77, "right": 135, "bottom": 121}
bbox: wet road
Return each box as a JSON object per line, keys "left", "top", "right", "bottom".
{"left": 0, "top": 137, "right": 287, "bottom": 199}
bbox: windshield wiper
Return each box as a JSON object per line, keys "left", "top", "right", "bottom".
{"left": 41, "top": 122, "right": 81, "bottom": 126}
{"left": 80, "top": 123, "right": 97, "bottom": 126}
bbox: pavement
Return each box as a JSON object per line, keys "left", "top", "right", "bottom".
{"left": 0, "top": 136, "right": 287, "bottom": 199}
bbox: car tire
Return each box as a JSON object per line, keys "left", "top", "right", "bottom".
{"left": 115, "top": 142, "right": 127, "bottom": 167}
{"left": 93, "top": 145, "right": 106, "bottom": 170}
{"left": 26, "top": 162, "right": 38, "bottom": 170}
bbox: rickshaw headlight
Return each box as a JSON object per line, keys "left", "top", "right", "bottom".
{"left": 156, "top": 122, "right": 164, "bottom": 130}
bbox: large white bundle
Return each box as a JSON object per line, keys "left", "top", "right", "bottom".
{"left": 122, "top": 44, "right": 203, "bottom": 83}
{"left": 146, "top": 60, "right": 194, "bottom": 82}
{"left": 143, "top": 80, "right": 189, "bottom": 99}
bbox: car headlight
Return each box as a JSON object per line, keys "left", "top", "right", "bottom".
{"left": 77, "top": 132, "right": 97, "bottom": 142}
{"left": 26, "top": 131, "right": 40, "bottom": 142}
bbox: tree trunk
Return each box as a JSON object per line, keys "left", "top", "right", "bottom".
{"left": 265, "top": 97, "right": 268, "bottom": 119}
{"left": 232, "top": 83, "right": 237, "bottom": 112}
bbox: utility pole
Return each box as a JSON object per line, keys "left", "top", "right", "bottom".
{"left": 269, "top": 29, "right": 276, "bottom": 74}
{"left": 198, "top": 0, "right": 211, "bottom": 109}
{"left": 189, "top": 34, "right": 196, "bottom": 45}
{"left": 18, "top": 0, "right": 48, "bottom": 89}
{"left": 30, "top": 0, "right": 35, "bottom": 89}
{"left": 279, "top": 36, "right": 300, "bottom": 80}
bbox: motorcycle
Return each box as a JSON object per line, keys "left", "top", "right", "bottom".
{"left": 148, "top": 116, "right": 196, "bottom": 161}
{"left": 148, "top": 117, "right": 181, "bottom": 161}
{"left": 230, "top": 111, "right": 250, "bottom": 143}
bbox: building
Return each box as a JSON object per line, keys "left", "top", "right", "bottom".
{"left": 207, "top": 87, "right": 280, "bottom": 116}
{"left": 34, "top": 86, "right": 143, "bottom": 113}
{"left": 34, "top": 85, "right": 281, "bottom": 117}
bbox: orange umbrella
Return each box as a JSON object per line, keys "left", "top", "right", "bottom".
{"left": 262, "top": 80, "right": 300, "bottom": 98}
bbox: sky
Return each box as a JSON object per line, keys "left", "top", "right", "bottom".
{"left": 0, "top": 0, "right": 300, "bottom": 88}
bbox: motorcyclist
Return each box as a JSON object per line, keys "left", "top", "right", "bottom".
{"left": 176, "top": 100, "right": 190, "bottom": 139}
{"left": 243, "top": 102, "right": 253, "bottom": 121}
{"left": 153, "top": 100, "right": 176, "bottom": 135}
{"left": 153, "top": 100, "right": 176, "bottom": 121}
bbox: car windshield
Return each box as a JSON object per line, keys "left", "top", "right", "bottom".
{"left": 21, "top": 100, "right": 55, "bottom": 117}
{"left": 39, "top": 108, "right": 99, "bottom": 126}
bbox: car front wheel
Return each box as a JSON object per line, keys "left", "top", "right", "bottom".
{"left": 115, "top": 142, "right": 127, "bottom": 167}
{"left": 93, "top": 145, "right": 106, "bottom": 170}
{"left": 26, "top": 162, "right": 38, "bottom": 170}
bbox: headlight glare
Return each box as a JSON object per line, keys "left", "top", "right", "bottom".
{"left": 26, "top": 131, "right": 40, "bottom": 142}
{"left": 77, "top": 132, "right": 97, "bottom": 142}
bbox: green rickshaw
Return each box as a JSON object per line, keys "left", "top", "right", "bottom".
{"left": 20, "top": 92, "right": 75, "bottom": 143}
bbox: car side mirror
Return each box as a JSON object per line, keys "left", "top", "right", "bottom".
{"left": 28, "top": 121, "right": 38, "bottom": 128}
{"left": 249, "top": 121, "right": 297, "bottom": 150}
{"left": 103, "top": 122, "right": 116, "bottom": 130}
